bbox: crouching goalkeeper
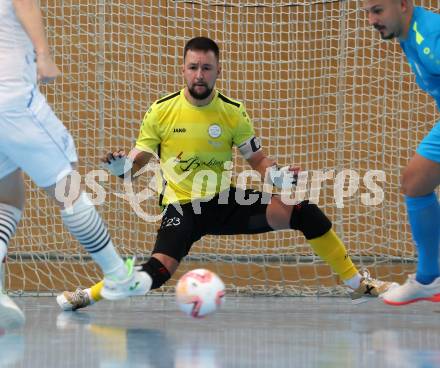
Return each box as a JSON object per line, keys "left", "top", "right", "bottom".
{"left": 57, "top": 37, "right": 397, "bottom": 311}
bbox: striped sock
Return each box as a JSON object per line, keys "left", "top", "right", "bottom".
{"left": 0, "top": 203, "right": 22, "bottom": 262}
{"left": 61, "top": 192, "right": 126, "bottom": 278}
{"left": 0, "top": 204, "right": 22, "bottom": 291}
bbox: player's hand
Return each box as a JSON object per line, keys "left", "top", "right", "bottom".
{"left": 268, "top": 165, "right": 300, "bottom": 189}
{"left": 101, "top": 150, "right": 133, "bottom": 177}
{"left": 101, "top": 150, "right": 127, "bottom": 164}
{"left": 36, "top": 52, "right": 61, "bottom": 84}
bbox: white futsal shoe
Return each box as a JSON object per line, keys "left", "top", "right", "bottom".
{"left": 101, "top": 258, "right": 152, "bottom": 301}
{"left": 383, "top": 274, "right": 440, "bottom": 306}
{"left": 350, "top": 269, "right": 399, "bottom": 304}
{"left": 0, "top": 292, "right": 25, "bottom": 330}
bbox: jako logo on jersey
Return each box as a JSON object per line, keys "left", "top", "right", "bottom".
{"left": 173, "top": 128, "right": 186, "bottom": 133}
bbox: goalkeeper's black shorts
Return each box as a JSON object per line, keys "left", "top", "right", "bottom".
{"left": 152, "top": 187, "right": 274, "bottom": 262}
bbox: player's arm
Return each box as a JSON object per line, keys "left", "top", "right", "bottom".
{"left": 246, "top": 148, "right": 274, "bottom": 177}
{"left": 12, "top": 0, "right": 60, "bottom": 83}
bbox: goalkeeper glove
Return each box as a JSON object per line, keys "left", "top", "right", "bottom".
{"left": 101, "top": 155, "right": 133, "bottom": 178}
{"left": 268, "top": 165, "right": 298, "bottom": 189}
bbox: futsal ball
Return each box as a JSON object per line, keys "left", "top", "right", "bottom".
{"left": 175, "top": 269, "right": 225, "bottom": 318}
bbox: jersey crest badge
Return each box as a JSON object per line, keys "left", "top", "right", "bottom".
{"left": 208, "top": 124, "right": 222, "bottom": 138}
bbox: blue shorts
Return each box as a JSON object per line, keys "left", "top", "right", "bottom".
{"left": 417, "top": 121, "right": 440, "bottom": 163}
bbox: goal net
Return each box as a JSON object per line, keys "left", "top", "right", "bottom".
{"left": 7, "top": 0, "right": 439, "bottom": 295}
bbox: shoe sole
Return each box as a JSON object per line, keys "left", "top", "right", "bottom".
{"left": 0, "top": 296, "right": 25, "bottom": 330}
{"left": 383, "top": 293, "right": 440, "bottom": 306}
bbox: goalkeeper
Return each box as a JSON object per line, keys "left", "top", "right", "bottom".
{"left": 57, "top": 36, "right": 397, "bottom": 311}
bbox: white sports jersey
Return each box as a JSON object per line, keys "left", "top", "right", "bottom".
{"left": 0, "top": 0, "right": 36, "bottom": 111}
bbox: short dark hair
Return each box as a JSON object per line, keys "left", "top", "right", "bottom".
{"left": 183, "top": 37, "right": 220, "bottom": 62}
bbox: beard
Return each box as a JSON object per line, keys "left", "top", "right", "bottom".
{"left": 381, "top": 31, "right": 396, "bottom": 40}
{"left": 188, "top": 83, "right": 213, "bottom": 100}
{"left": 374, "top": 24, "right": 397, "bottom": 40}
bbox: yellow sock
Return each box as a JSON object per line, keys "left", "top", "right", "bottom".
{"left": 307, "top": 229, "right": 358, "bottom": 281}
{"left": 90, "top": 280, "right": 104, "bottom": 302}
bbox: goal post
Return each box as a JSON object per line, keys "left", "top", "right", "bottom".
{"left": 6, "top": 0, "right": 439, "bottom": 295}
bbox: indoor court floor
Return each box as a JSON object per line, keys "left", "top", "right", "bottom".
{"left": 1, "top": 296, "right": 439, "bottom": 368}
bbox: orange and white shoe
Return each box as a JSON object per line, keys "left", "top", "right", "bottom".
{"left": 56, "top": 288, "right": 93, "bottom": 311}
{"left": 350, "top": 269, "right": 399, "bottom": 304}
{"left": 383, "top": 274, "right": 440, "bottom": 306}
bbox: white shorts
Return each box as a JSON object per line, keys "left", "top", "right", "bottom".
{"left": 0, "top": 89, "right": 78, "bottom": 187}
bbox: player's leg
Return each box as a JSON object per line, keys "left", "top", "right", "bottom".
{"left": 214, "top": 188, "right": 397, "bottom": 301}
{"left": 4, "top": 90, "right": 149, "bottom": 300}
{"left": 44, "top": 176, "right": 148, "bottom": 286}
{"left": 0, "top": 169, "right": 25, "bottom": 263}
{"left": 215, "top": 188, "right": 362, "bottom": 283}
{"left": 207, "top": 188, "right": 361, "bottom": 285}
{"left": 402, "top": 154, "right": 440, "bottom": 285}
{"left": 267, "top": 197, "right": 358, "bottom": 280}
{"left": 266, "top": 196, "right": 398, "bottom": 302}
{"left": 58, "top": 253, "right": 179, "bottom": 311}
{"left": 206, "top": 188, "right": 361, "bottom": 286}
{"left": 0, "top": 168, "right": 26, "bottom": 329}
{"left": 57, "top": 203, "right": 196, "bottom": 311}
{"left": 383, "top": 123, "right": 440, "bottom": 305}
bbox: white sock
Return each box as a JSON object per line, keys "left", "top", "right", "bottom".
{"left": 61, "top": 192, "right": 126, "bottom": 278}
{"left": 344, "top": 273, "right": 362, "bottom": 290}
{"left": 88, "top": 240, "right": 127, "bottom": 279}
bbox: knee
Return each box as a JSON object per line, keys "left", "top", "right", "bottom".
{"left": 266, "top": 196, "right": 292, "bottom": 229}
{"left": 290, "top": 200, "right": 332, "bottom": 240}
{"left": 44, "top": 173, "right": 82, "bottom": 209}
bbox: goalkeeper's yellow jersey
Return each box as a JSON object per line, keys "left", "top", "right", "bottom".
{"left": 135, "top": 89, "right": 255, "bottom": 205}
